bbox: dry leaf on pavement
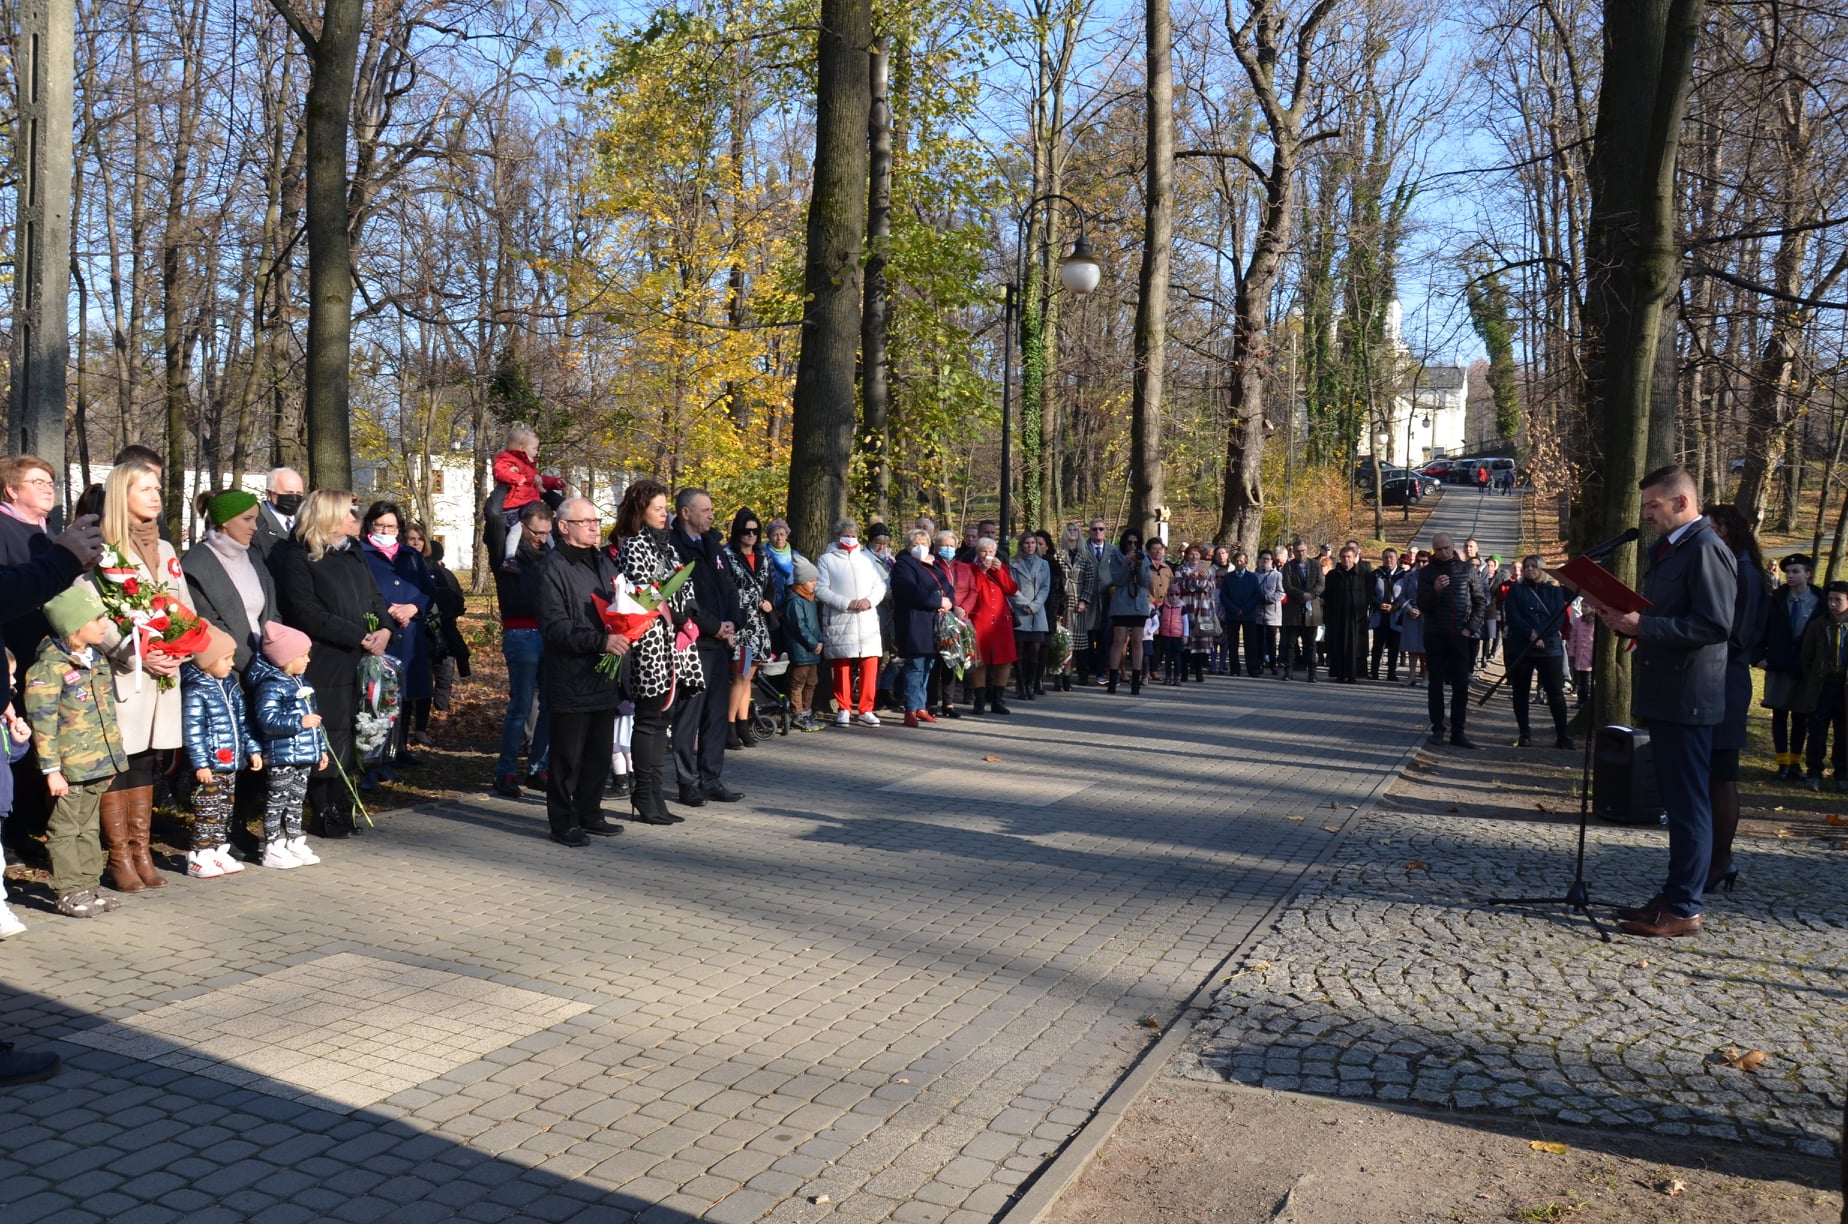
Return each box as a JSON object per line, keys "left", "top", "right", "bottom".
{"left": 1718, "top": 1048, "right": 1769, "bottom": 1072}
{"left": 1405, "top": 861, "right": 1429, "bottom": 872}
{"left": 1529, "top": 1140, "right": 1568, "bottom": 1154}
{"left": 1827, "top": 814, "right": 1848, "bottom": 826}
{"left": 982, "top": 755, "right": 1002, "bottom": 763}
{"left": 1659, "top": 1179, "right": 1686, "bottom": 1196}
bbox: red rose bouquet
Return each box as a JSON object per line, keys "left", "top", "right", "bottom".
{"left": 94, "top": 545, "right": 212, "bottom": 689}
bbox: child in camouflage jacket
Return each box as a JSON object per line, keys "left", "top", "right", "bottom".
{"left": 25, "top": 584, "right": 129, "bottom": 919}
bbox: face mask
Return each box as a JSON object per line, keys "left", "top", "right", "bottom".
{"left": 368, "top": 533, "right": 396, "bottom": 551}
{"left": 271, "top": 493, "right": 303, "bottom": 517}
{"left": 839, "top": 536, "right": 858, "bottom": 550}
{"left": 909, "top": 545, "right": 929, "bottom": 561}
{"left": 937, "top": 546, "right": 956, "bottom": 560}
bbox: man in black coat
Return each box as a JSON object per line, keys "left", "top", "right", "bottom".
{"left": 1601, "top": 465, "right": 1736, "bottom": 938}
{"left": 1280, "top": 541, "right": 1324, "bottom": 681}
{"left": 669, "top": 488, "right": 742, "bottom": 806}
{"left": 252, "top": 467, "right": 304, "bottom": 574}
{"left": 536, "top": 498, "right": 630, "bottom": 847}
{"left": 491, "top": 503, "right": 553, "bottom": 798}
{"left": 1417, "top": 532, "right": 1488, "bottom": 747}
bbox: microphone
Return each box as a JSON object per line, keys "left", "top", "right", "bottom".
{"left": 1581, "top": 526, "right": 1640, "bottom": 561}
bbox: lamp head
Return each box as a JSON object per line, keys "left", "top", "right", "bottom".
{"left": 1059, "top": 234, "right": 1102, "bottom": 295}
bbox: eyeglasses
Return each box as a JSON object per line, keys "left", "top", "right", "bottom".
{"left": 15, "top": 476, "right": 53, "bottom": 488}
{"left": 558, "top": 518, "right": 599, "bottom": 526}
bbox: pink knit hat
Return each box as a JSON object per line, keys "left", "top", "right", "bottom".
{"left": 260, "top": 621, "right": 312, "bottom": 668}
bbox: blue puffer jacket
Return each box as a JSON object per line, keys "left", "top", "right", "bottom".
{"left": 246, "top": 655, "right": 323, "bottom": 767}
{"left": 180, "top": 663, "right": 256, "bottom": 774}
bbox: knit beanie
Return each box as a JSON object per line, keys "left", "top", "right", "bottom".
{"left": 207, "top": 489, "right": 260, "bottom": 527}
{"left": 260, "top": 621, "right": 312, "bottom": 669}
{"left": 45, "top": 583, "right": 108, "bottom": 639}
{"left": 195, "top": 623, "right": 238, "bottom": 672}
{"left": 792, "top": 555, "right": 819, "bottom": 586}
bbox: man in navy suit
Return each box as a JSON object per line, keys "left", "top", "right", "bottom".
{"left": 1600, "top": 464, "right": 1736, "bottom": 938}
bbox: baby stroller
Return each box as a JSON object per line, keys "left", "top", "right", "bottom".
{"left": 750, "top": 654, "right": 791, "bottom": 738}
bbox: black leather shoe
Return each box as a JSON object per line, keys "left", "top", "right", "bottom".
{"left": 580, "top": 821, "right": 621, "bottom": 837}
{"left": 1555, "top": 736, "right": 1577, "bottom": 751}
{"left": 1516, "top": 733, "right": 1531, "bottom": 747}
{"left": 0, "top": 1041, "right": 60, "bottom": 1086}
{"left": 703, "top": 785, "right": 744, "bottom": 803}
{"left": 677, "top": 788, "right": 708, "bottom": 807}
{"left": 629, "top": 808, "right": 675, "bottom": 825}
{"left": 550, "top": 828, "right": 589, "bottom": 847}
{"left": 1450, "top": 735, "right": 1478, "bottom": 749}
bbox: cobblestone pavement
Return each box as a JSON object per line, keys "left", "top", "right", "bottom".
{"left": 0, "top": 672, "right": 1424, "bottom": 1223}
{"left": 1180, "top": 807, "right": 1848, "bottom": 1158}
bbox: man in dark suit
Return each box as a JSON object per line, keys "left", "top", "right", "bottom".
{"left": 1602, "top": 464, "right": 1735, "bottom": 938}
{"left": 1417, "top": 533, "right": 1488, "bottom": 747}
{"left": 670, "top": 488, "right": 742, "bottom": 807}
{"left": 1280, "top": 541, "right": 1324, "bottom": 681}
{"left": 252, "top": 467, "right": 304, "bottom": 572}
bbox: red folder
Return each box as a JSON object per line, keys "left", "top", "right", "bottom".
{"left": 1549, "top": 555, "right": 1651, "bottom": 614}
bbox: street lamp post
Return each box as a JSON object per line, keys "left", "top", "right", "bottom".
{"left": 999, "top": 194, "right": 1101, "bottom": 542}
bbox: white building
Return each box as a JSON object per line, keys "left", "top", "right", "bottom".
{"left": 1374, "top": 301, "right": 1471, "bottom": 467}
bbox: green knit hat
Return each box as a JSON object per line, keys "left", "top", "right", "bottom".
{"left": 207, "top": 489, "right": 259, "bottom": 526}
{"left": 46, "top": 583, "right": 108, "bottom": 639}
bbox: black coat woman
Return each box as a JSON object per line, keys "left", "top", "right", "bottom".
{"left": 274, "top": 490, "right": 392, "bottom": 837}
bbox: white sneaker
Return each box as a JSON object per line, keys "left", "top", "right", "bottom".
{"left": 834, "top": 710, "right": 851, "bottom": 727}
{"left": 213, "top": 845, "right": 246, "bottom": 875}
{"left": 186, "top": 850, "right": 224, "bottom": 879}
{"left": 0, "top": 904, "right": 27, "bottom": 939}
{"left": 261, "top": 841, "right": 302, "bottom": 869}
{"left": 853, "top": 712, "right": 881, "bottom": 727}
{"left": 288, "top": 836, "right": 320, "bottom": 865}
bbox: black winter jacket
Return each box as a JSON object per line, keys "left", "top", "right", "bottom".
{"left": 538, "top": 543, "right": 626, "bottom": 714}
{"left": 1416, "top": 555, "right": 1488, "bottom": 638}
{"left": 671, "top": 527, "right": 742, "bottom": 641}
{"left": 492, "top": 535, "right": 549, "bottom": 626}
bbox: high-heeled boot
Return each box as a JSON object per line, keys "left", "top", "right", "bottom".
{"left": 123, "top": 786, "right": 166, "bottom": 888}
{"left": 1130, "top": 668, "right": 1142, "bottom": 695}
{"left": 1107, "top": 669, "right": 1120, "bottom": 694}
{"left": 1708, "top": 778, "right": 1740, "bottom": 891}
{"left": 97, "top": 790, "right": 144, "bottom": 892}
{"left": 989, "top": 686, "right": 1013, "bottom": 715}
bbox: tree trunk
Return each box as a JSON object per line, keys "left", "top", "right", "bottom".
{"left": 862, "top": 39, "right": 892, "bottom": 523}
{"left": 785, "top": 0, "right": 872, "bottom": 553}
{"left": 1580, "top": 0, "right": 1704, "bottom": 729}
{"left": 273, "top": 0, "right": 365, "bottom": 491}
{"left": 1128, "top": 0, "right": 1172, "bottom": 540}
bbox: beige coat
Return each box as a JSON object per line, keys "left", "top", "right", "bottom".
{"left": 90, "top": 538, "right": 193, "bottom": 754}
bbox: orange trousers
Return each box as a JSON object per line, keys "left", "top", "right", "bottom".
{"left": 831, "top": 657, "right": 878, "bottom": 715}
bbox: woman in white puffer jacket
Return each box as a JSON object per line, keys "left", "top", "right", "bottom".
{"left": 816, "top": 517, "right": 890, "bottom": 727}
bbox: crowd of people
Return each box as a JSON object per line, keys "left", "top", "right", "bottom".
{"left": 0, "top": 431, "right": 1816, "bottom": 954}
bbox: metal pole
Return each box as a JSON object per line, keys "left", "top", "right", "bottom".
{"left": 8, "top": 0, "right": 74, "bottom": 529}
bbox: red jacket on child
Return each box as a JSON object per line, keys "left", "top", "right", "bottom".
{"left": 492, "top": 448, "right": 565, "bottom": 511}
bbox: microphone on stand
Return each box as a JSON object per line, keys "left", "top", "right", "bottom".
{"left": 1581, "top": 526, "right": 1641, "bottom": 563}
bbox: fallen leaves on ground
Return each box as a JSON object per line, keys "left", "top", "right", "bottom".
{"left": 1717, "top": 1048, "right": 1769, "bottom": 1072}
{"left": 1659, "top": 1179, "right": 1687, "bottom": 1196}
{"left": 1323, "top": 825, "right": 1342, "bottom": 833}
{"left": 1827, "top": 813, "right": 1848, "bottom": 826}
{"left": 1222, "top": 960, "right": 1272, "bottom": 982}
{"left": 1404, "top": 860, "right": 1429, "bottom": 872}
{"left": 982, "top": 755, "right": 1003, "bottom": 763}
{"left": 1529, "top": 1140, "right": 1568, "bottom": 1154}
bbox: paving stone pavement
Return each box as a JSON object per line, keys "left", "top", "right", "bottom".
{"left": 0, "top": 671, "right": 1424, "bottom": 1223}
{"left": 1179, "top": 807, "right": 1848, "bottom": 1158}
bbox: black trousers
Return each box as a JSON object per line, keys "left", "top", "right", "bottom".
{"left": 673, "top": 645, "right": 733, "bottom": 792}
{"left": 1510, "top": 653, "right": 1569, "bottom": 738}
{"left": 630, "top": 691, "right": 673, "bottom": 812}
{"left": 1282, "top": 626, "right": 1317, "bottom": 677}
{"left": 1425, "top": 633, "right": 1475, "bottom": 737}
{"left": 1807, "top": 684, "right": 1847, "bottom": 778}
{"left": 548, "top": 709, "right": 616, "bottom": 835}
{"left": 1370, "top": 626, "right": 1400, "bottom": 678}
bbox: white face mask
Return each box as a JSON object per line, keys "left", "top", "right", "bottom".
{"left": 909, "top": 544, "right": 929, "bottom": 561}
{"left": 839, "top": 536, "right": 858, "bottom": 550}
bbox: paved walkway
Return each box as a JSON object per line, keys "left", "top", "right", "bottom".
{"left": 0, "top": 671, "right": 1427, "bottom": 1223}
{"left": 1412, "top": 486, "right": 1527, "bottom": 559}
{"left": 1179, "top": 807, "right": 1848, "bottom": 1158}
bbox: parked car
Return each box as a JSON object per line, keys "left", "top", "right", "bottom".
{"left": 1422, "top": 459, "right": 1456, "bottom": 481}
{"left": 1377, "top": 477, "right": 1423, "bottom": 507}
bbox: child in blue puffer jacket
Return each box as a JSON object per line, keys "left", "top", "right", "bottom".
{"left": 248, "top": 622, "right": 326, "bottom": 871}
{"left": 180, "top": 625, "right": 262, "bottom": 879}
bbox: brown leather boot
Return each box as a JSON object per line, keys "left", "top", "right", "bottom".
{"left": 124, "top": 786, "right": 166, "bottom": 888}
{"left": 97, "top": 790, "right": 144, "bottom": 893}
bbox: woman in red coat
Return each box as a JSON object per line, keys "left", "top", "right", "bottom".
{"left": 968, "top": 536, "right": 1019, "bottom": 716}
